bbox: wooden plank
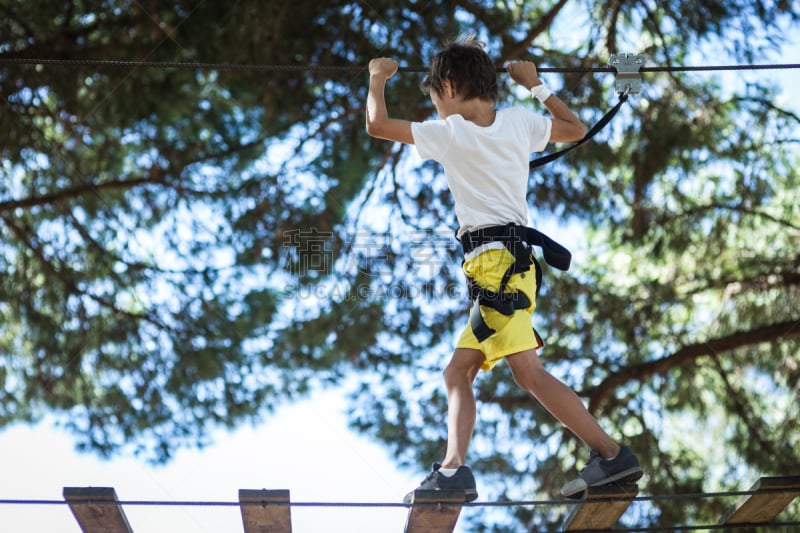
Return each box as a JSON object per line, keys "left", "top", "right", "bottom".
{"left": 63, "top": 487, "right": 133, "bottom": 533}
{"left": 561, "top": 483, "right": 639, "bottom": 531}
{"left": 403, "top": 489, "right": 464, "bottom": 533}
{"left": 239, "top": 489, "right": 292, "bottom": 533}
{"left": 721, "top": 476, "right": 800, "bottom": 525}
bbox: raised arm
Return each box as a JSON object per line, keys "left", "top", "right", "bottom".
{"left": 365, "top": 58, "right": 415, "bottom": 144}
{"left": 506, "top": 60, "right": 587, "bottom": 143}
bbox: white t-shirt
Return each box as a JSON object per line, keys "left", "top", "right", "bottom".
{"left": 411, "top": 107, "right": 551, "bottom": 237}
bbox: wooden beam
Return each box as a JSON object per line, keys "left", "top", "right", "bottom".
{"left": 720, "top": 476, "right": 800, "bottom": 525}
{"left": 561, "top": 483, "right": 639, "bottom": 531}
{"left": 63, "top": 487, "right": 133, "bottom": 533}
{"left": 403, "top": 490, "right": 464, "bottom": 533}
{"left": 239, "top": 489, "right": 292, "bottom": 533}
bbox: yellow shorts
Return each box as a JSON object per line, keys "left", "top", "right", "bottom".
{"left": 456, "top": 248, "right": 542, "bottom": 371}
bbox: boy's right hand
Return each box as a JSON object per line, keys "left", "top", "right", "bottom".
{"left": 369, "top": 57, "right": 398, "bottom": 79}
{"left": 507, "top": 60, "right": 541, "bottom": 90}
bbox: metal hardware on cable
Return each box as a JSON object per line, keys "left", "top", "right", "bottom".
{"left": 609, "top": 53, "right": 645, "bottom": 94}
{"left": 529, "top": 53, "right": 643, "bottom": 170}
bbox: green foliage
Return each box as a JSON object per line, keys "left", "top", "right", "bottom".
{"left": 1, "top": 0, "right": 799, "bottom": 529}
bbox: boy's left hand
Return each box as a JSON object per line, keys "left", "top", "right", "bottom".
{"left": 369, "top": 57, "right": 398, "bottom": 79}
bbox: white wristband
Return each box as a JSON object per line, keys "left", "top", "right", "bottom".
{"left": 530, "top": 83, "right": 553, "bottom": 104}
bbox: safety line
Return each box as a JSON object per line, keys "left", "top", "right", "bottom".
{"left": 1, "top": 487, "right": 797, "bottom": 508}
{"left": 607, "top": 523, "right": 800, "bottom": 532}
{"left": 1, "top": 57, "right": 799, "bottom": 74}
{"left": 1, "top": 500, "right": 798, "bottom": 533}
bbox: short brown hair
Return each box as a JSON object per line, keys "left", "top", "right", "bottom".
{"left": 421, "top": 36, "right": 499, "bottom": 101}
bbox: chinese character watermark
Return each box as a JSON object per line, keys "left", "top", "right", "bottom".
{"left": 280, "top": 227, "right": 465, "bottom": 303}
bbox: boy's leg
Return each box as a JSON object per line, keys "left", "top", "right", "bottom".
{"left": 504, "top": 348, "right": 618, "bottom": 457}
{"left": 504, "top": 348, "right": 642, "bottom": 496}
{"left": 441, "top": 347, "right": 484, "bottom": 467}
{"left": 402, "top": 347, "right": 484, "bottom": 504}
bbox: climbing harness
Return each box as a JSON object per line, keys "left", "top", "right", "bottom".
{"left": 465, "top": 55, "right": 644, "bottom": 343}
{"left": 459, "top": 223, "right": 570, "bottom": 342}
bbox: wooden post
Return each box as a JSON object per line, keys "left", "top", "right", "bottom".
{"left": 239, "top": 489, "right": 292, "bottom": 533}
{"left": 63, "top": 487, "right": 133, "bottom": 533}
{"left": 561, "top": 483, "right": 639, "bottom": 531}
{"left": 403, "top": 490, "right": 464, "bottom": 533}
{"left": 720, "top": 476, "right": 800, "bottom": 525}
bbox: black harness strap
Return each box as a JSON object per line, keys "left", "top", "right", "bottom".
{"left": 459, "top": 223, "right": 571, "bottom": 272}
{"left": 529, "top": 93, "right": 629, "bottom": 170}
{"left": 467, "top": 282, "right": 533, "bottom": 342}
{"left": 459, "top": 224, "right": 570, "bottom": 342}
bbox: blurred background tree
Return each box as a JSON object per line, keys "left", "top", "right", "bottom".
{"left": 1, "top": 0, "right": 798, "bottom": 529}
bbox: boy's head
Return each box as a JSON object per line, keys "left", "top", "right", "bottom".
{"left": 421, "top": 36, "right": 498, "bottom": 102}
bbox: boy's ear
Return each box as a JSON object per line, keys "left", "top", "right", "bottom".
{"left": 442, "top": 79, "right": 457, "bottom": 99}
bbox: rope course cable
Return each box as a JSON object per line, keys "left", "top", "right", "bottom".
{"left": 3, "top": 492, "right": 800, "bottom": 532}
{"left": 5, "top": 486, "right": 799, "bottom": 532}
{"left": 1, "top": 486, "right": 798, "bottom": 507}
{"left": 1, "top": 56, "right": 799, "bottom": 74}
{"left": 606, "top": 523, "right": 800, "bottom": 532}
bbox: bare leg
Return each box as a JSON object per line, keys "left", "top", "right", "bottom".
{"left": 505, "top": 348, "right": 620, "bottom": 459}
{"left": 440, "top": 348, "right": 484, "bottom": 468}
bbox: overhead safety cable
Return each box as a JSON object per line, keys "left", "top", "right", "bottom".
{"left": 3, "top": 56, "right": 796, "bottom": 170}
{"left": 0, "top": 57, "right": 799, "bottom": 74}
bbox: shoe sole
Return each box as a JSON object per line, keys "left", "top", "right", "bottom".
{"left": 403, "top": 488, "right": 478, "bottom": 506}
{"left": 587, "top": 467, "right": 644, "bottom": 487}
{"left": 561, "top": 468, "right": 643, "bottom": 499}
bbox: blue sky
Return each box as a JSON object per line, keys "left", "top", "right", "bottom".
{"left": 0, "top": 388, "right": 427, "bottom": 532}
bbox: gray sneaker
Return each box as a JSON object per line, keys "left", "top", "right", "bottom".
{"left": 403, "top": 463, "right": 478, "bottom": 504}
{"left": 560, "top": 445, "right": 643, "bottom": 498}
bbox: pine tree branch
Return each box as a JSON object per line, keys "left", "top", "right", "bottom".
{"left": 604, "top": 0, "right": 623, "bottom": 53}
{"left": 0, "top": 213, "right": 171, "bottom": 332}
{"left": 707, "top": 352, "right": 792, "bottom": 464}
{"left": 500, "top": 0, "right": 571, "bottom": 62}
{"left": 659, "top": 202, "right": 800, "bottom": 231}
{"left": 735, "top": 95, "right": 800, "bottom": 124}
{"left": 0, "top": 175, "right": 164, "bottom": 212}
{"left": 586, "top": 318, "right": 800, "bottom": 414}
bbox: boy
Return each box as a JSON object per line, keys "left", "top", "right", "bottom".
{"left": 365, "top": 38, "right": 642, "bottom": 502}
